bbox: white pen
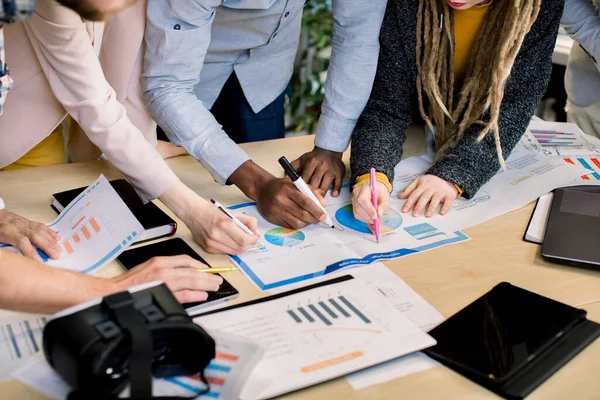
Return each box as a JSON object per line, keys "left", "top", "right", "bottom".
{"left": 278, "top": 156, "right": 335, "bottom": 228}
{"left": 0, "top": 198, "right": 4, "bottom": 211}
{"left": 210, "top": 199, "right": 264, "bottom": 246}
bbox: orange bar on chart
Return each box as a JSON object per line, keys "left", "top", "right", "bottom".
{"left": 81, "top": 226, "right": 92, "bottom": 240}
{"left": 215, "top": 352, "right": 239, "bottom": 361}
{"left": 63, "top": 241, "right": 75, "bottom": 254}
{"left": 300, "top": 351, "right": 363, "bottom": 373}
{"left": 73, "top": 234, "right": 81, "bottom": 244}
{"left": 206, "top": 377, "right": 225, "bottom": 386}
{"left": 90, "top": 217, "right": 101, "bottom": 233}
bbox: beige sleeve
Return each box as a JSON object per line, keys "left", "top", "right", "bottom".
{"left": 24, "top": 0, "right": 178, "bottom": 202}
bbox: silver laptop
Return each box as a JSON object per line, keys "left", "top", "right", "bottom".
{"left": 541, "top": 186, "right": 600, "bottom": 270}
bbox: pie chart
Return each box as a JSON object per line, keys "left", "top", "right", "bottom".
{"left": 335, "top": 204, "right": 403, "bottom": 234}
{"left": 264, "top": 227, "right": 306, "bottom": 247}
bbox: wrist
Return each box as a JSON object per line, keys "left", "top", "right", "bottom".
{"left": 158, "top": 181, "right": 208, "bottom": 226}
{"left": 229, "top": 160, "right": 273, "bottom": 201}
{"left": 314, "top": 146, "right": 343, "bottom": 159}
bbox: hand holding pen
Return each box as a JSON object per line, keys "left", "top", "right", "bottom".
{"left": 279, "top": 156, "right": 335, "bottom": 228}
{"left": 211, "top": 199, "right": 264, "bottom": 248}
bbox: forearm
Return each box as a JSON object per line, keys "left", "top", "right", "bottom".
{"left": 315, "top": 0, "right": 387, "bottom": 153}
{"left": 0, "top": 250, "right": 116, "bottom": 314}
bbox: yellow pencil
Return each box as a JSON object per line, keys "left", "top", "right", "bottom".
{"left": 196, "top": 266, "right": 239, "bottom": 274}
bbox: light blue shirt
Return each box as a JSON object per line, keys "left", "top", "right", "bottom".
{"left": 143, "top": 0, "right": 386, "bottom": 185}
{"left": 562, "top": 0, "right": 600, "bottom": 107}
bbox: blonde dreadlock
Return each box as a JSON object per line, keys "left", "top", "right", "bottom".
{"left": 416, "top": 0, "right": 542, "bottom": 170}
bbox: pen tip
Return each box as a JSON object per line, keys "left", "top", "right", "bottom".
{"left": 210, "top": 199, "right": 216, "bottom": 204}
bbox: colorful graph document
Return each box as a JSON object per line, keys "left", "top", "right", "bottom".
{"left": 0, "top": 310, "right": 48, "bottom": 382}
{"left": 193, "top": 276, "right": 436, "bottom": 400}
{"left": 395, "top": 143, "right": 593, "bottom": 234}
{"left": 12, "top": 333, "right": 263, "bottom": 399}
{"left": 520, "top": 121, "right": 600, "bottom": 157}
{"left": 276, "top": 263, "right": 445, "bottom": 390}
{"left": 1, "top": 175, "right": 144, "bottom": 274}
{"left": 230, "top": 194, "right": 468, "bottom": 291}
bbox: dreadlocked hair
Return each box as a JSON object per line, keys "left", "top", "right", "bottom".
{"left": 416, "top": 0, "right": 542, "bottom": 170}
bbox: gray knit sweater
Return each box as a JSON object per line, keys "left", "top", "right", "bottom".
{"left": 350, "top": 0, "right": 564, "bottom": 198}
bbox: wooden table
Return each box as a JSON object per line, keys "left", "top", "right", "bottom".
{"left": 1, "top": 127, "right": 599, "bottom": 399}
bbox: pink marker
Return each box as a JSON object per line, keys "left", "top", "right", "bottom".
{"left": 370, "top": 168, "right": 380, "bottom": 243}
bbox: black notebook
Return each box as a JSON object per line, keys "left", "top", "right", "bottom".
{"left": 52, "top": 179, "right": 177, "bottom": 245}
{"left": 423, "top": 282, "right": 600, "bottom": 399}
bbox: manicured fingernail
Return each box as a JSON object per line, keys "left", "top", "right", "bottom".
{"left": 34, "top": 255, "right": 43, "bottom": 262}
{"left": 213, "top": 276, "right": 224, "bottom": 284}
{"left": 319, "top": 214, "right": 326, "bottom": 221}
{"left": 402, "top": 208, "right": 408, "bottom": 212}
{"left": 426, "top": 212, "right": 431, "bottom": 217}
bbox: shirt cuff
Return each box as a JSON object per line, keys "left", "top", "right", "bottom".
{"left": 353, "top": 172, "right": 393, "bottom": 194}
{"left": 314, "top": 113, "right": 356, "bottom": 152}
{"left": 183, "top": 133, "right": 251, "bottom": 186}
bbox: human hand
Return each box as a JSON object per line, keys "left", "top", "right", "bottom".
{"left": 351, "top": 182, "right": 390, "bottom": 228}
{"left": 113, "top": 255, "right": 224, "bottom": 304}
{"left": 399, "top": 175, "right": 458, "bottom": 217}
{"left": 159, "top": 182, "right": 259, "bottom": 255}
{"left": 291, "top": 147, "right": 345, "bottom": 197}
{"left": 0, "top": 211, "right": 62, "bottom": 261}
{"left": 186, "top": 201, "right": 260, "bottom": 255}
{"left": 255, "top": 177, "right": 327, "bottom": 229}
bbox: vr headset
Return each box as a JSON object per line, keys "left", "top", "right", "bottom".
{"left": 43, "top": 282, "right": 215, "bottom": 399}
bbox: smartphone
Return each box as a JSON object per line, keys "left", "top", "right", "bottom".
{"left": 117, "top": 238, "right": 239, "bottom": 312}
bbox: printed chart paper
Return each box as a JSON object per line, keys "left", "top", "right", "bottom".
{"left": 230, "top": 194, "right": 469, "bottom": 291}
{"left": 393, "top": 144, "right": 593, "bottom": 234}
{"left": 270, "top": 263, "right": 446, "bottom": 390}
{"left": 520, "top": 121, "right": 600, "bottom": 158}
{"left": 154, "top": 333, "right": 263, "bottom": 399}
{"left": 193, "top": 278, "right": 435, "bottom": 400}
{"left": 0, "top": 311, "right": 48, "bottom": 382}
{"left": 1, "top": 175, "right": 144, "bottom": 274}
{"left": 12, "top": 333, "right": 263, "bottom": 400}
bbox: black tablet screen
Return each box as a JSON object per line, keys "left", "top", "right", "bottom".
{"left": 425, "top": 282, "right": 585, "bottom": 381}
{"left": 116, "top": 238, "right": 239, "bottom": 308}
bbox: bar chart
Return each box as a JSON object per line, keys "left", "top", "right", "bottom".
{"left": 287, "top": 296, "right": 372, "bottom": 327}
{"left": 529, "top": 129, "right": 579, "bottom": 148}
{"left": 62, "top": 216, "right": 103, "bottom": 255}
{"left": 0, "top": 313, "right": 48, "bottom": 379}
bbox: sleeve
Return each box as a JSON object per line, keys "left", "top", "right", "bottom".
{"left": 561, "top": 0, "right": 600, "bottom": 63}
{"left": 427, "top": 0, "right": 564, "bottom": 198}
{"left": 313, "top": 0, "right": 387, "bottom": 152}
{"left": 22, "top": 0, "right": 179, "bottom": 202}
{"left": 350, "top": 1, "right": 417, "bottom": 186}
{"left": 142, "top": 0, "right": 250, "bottom": 185}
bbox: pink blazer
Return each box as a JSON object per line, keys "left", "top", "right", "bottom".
{"left": 0, "top": 0, "right": 177, "bottom": 202}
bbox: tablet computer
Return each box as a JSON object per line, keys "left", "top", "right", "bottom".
{"left": 117, "top": 238, "right": 239, "bottom": 312}
{"left": 424, "top": 282, "right": 598, "bottom": 399}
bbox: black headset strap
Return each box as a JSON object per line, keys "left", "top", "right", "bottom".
{"left": 67, "top": 291, "right": 208, "bottom": 400}
{"left": 105, "top": 291, "right": 153, "bottom": 399}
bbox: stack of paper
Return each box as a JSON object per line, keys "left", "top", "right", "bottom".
{"left": 193, "top": 276, "right": 435, "bottom": 400}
